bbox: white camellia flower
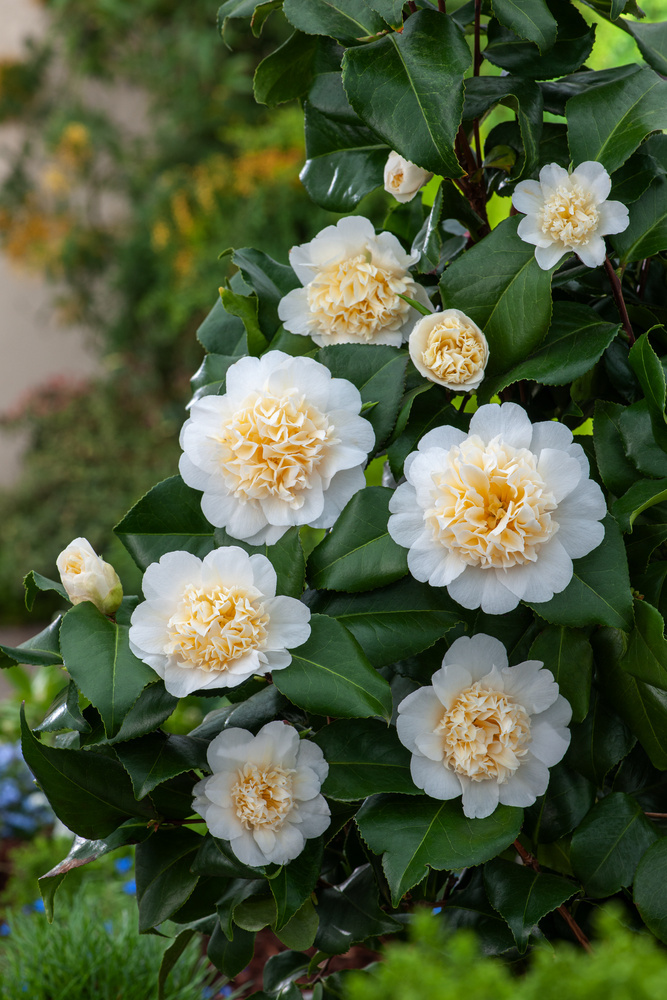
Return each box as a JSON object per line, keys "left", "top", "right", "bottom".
{"left": 277, "top": 216, "right": 433, "bottom": 347}
{"left": 512, "top": 161, "right": 629, "bottom": 270}
{"left": 388, "top": 402, "right": 606, "bottom": 615}
{"left": 179, "top": 351, "right": 375, "bottom": 545}
{"left": 56, "top": 537, "right": 123, "bottom": 615}
{"left": 409, "top": 309, "right": 489, "bottom": 391}
{"left": 192, "top": 721, "right": 331, "bottom": 866}
{"left": 397, "top": 634, "right": 572, "bottom": 819}
{"left": 383, "top": 151, "right": 434, "bottom": 204}
{"left": 128, "top": 546, "right": 310, "bottom": 698}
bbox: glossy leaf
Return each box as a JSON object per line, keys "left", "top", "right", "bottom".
{"left": 567, "top": 65, "right": 667, "bottom": 174}
{"left": 314, "top": 719, "right": 417, "bottom": 800}
{"left": 212, "top": 525, "right": 305, "bottom": 600}
{"left": 484, "top": 3, "right": 594, "bottom": 80}
{"left": 254, "top": 31, "right": 318, "bottom": 106}
{"left": 613, "top": 479, "right": 667, "bottom": 532}
{"left": 114, "top": 733, "right": 208, "bottom": 799}
{"left": 23, "top": 570, "right": 67, "bottom": 611}
{"left": 594, "top": 400, "right": 638, "bottom": 497}
{"left": 440, "top": 217, "right": 554, "bottom": 375}
{"left": 273, "top": 614, "right": 393, "bottom": 719}
{"left": 188, "top": 684, "right": 290, "bottom": 741}
{"left": 570, "top": 792, "right": 659, "bottom": 897}
{"left": 190, "top": 353, "right": 237, "bottom": 401}
{"left": 270, "top": 838, "right": 323, "bottom": 930}
{"left": 307, "top": 487, "right": 408, "bottom": 593}
{"left": 356, "top": 794, "right": 523, "bottom": 905}
{"left": 135, "top": 828, "right": 202, "bottom": 932}
{"left": 621, "top": 599, "right": 667, "bottom": 692}
{"left": 59, "top": 602, "right": 156, "bottom": 739}
{"left": 36, "top": 681, "right": 91, "bottom": 734}
{"left": 492, "top": 0, "right": 557, "bottom": 50}
{"left": 219, "top": 288, "right": 268, "bottom": 357}
{"left": 314, "top": 865, "right": 401, "bottom": 954}
{"left": 528, "top": 625, "right": 593, "bottom": 723}
{"left": 20, "top": 707, "right": 156, "bottom": 839}
{"left": 612, "top": 176, "right": 667, "bottom": 263}
{"left": 0, "top": 617, "right": 63, "bottom": 669}
{"left": 463, "top": 76, "right": 543, "bottom": 180}
{"left": 526, "top": 516, "right": 634, "bottom": 632}
{"left": 115, "top": 476, "right": 215, "bottom": 571}
{"left": 524, "top": 763, "right": 595, "bottom": 844}
{"left": 208, "top": 921, "right": 255, "bottom": 978}
{"left": 283, "top": 0, "right": 387, "bottom": 45}
{"left": 316, "top": 343, "right": 408, "bottom": 451}
{"left": 231, "top": 247, "right": 301, "bottom": 340}
{"left": 634, "top": 838, "right": 667, "bottom": 944}
{"left": 108, "top": 682, "right": 178, "bottom": 745}
{"left": 567, "top": 693, "right": 636, "bottom": 786}
{"left": 483, "top": 858, "right": 577, "bottom": 951}
{"left": 192, "top": 834, "right": 261, "bottom": 880}
{"left": 304, "top": 576, "right": 463, "bottom": 668}
{"left": 342, "top": 10, "right": 471, "bottom": 178}
{"left": 480, "top": 302, "right": 619, "bottom": 402}
{"left": 196, "top": 296, "right": 246, "bottom": 356}
{"left": 623, "top": 19, "right": 667, "bottom": 76}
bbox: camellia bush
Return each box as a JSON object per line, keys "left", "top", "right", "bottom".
{"left": 3, "top": 0, "right": 667, "bottom": 994}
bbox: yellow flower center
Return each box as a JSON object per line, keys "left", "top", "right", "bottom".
{"left": 165, "top": 583, "right": 269, "bottom": 671}
{"left": 231, "top": 762, "right": 294, "bottom": 830}
{"left": 306, "top": 254, "right": 413, "bottom": 341}
{"left": 425, "top": 436, "right": 558, "bottom": 569}
{"left": 540, "top": 183, "right": 600, "bottom": 247}
{"left": 436, "top": 682, "right": 531, "bottom": 782}
{"left": 63, "top": 554, "right": 85, "bottom": 575}
{"left": 421, "top": 318, "right": 486, "bottom": 385}
{"left": 389, "top": 168, "right": 404, "bottom": 190}
{"left": 214, "top": 391, "right": 337, "bottom": 508}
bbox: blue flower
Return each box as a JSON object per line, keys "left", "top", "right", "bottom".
{"left": 0, "top": 922, "right": 11, "bottom": 936}
{"left": 114, "top": 856, "right": 133, "bottom": 874}
{"left": 122, "top": 879, "right": 136, "bottom": 895}
{"left": 32, "top": 899, "right": 45, "bottom": 914}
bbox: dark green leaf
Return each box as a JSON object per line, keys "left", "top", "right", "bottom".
{"left": 273, "top": 614, "right": 393, "bottom": 719}
{"left": 114, "top": 733, "right": 208, "bottom": 799}
{"left": 621, "top": 599, "right": 667, "bottom": 691}
{"left": 387, "top": 386, "right": 465, "bottom": 480}
{"left": 254, "top": 31, "right": 318, "bottom": 106}
{"left": 441, "top": 871, "right": 516, "bottom": 954}
{"left": 115, "top": 476, "right": 215, "bottom": 571}
{"left": 629, "top": 331, "right": 666, "bottom": 416}
{"left": 524, "top": 763, "right": 596, "bottom": 844}
{"left": 0, "top": 617, "right": 63, "bottom": 668}
{"left": 613, "top": 479, "right": 667, "bottom": 533}
{"left": 526, "top": 516, "right": 634, "bottom": 631}
{"left": 109, "top": 682, "right": 178, "bottom": 744}
{"left": 219, "top": 288, "right": 268, "bottom": 357}
{"left": 38, "top": 817, "right": 151, "bottom": 920}
{"left": 314, "top": 865, "right": 401, "bottom": 954}
{"left": 483, "top": 858, "right": 577, "bottom": 951}
{"left": 36, "top": 681, "right": 91, "bottom": 734}
{"left": 570, "top": 792, "right": 659, "bottom": 897}
{"left": 368, "top": 0, "right": 404, "bottom": 27}
{"left": 136, "top": 828, "right": 202, "bottom": 932}
{"left": 20, "top": 707, "right": 156, "bottom": 838}
{"left": 463, "top": 77, "right": 543, "bottom": 180}
{"left": 480, "top": 302, "right": 619, "bottom": 402}
{"left": 232, "top": 247, "right": 301, "bottom": 340}
{"left": 620, "top": 401, "right": 667, "bottom": 479}
{"left": 623, "top": 18, "right": 667, "bottom": 76}
{"left": 342, "top": 10, "right": 471, "bottom": 178}
{"left": 270, "top": 838, "right": 323, "bottom": 930}
{"left": 275, "top": 899, "right": 318, "bottom": 950}
{"left": 492, "top": 0, "right": 557, "bottom": 50}
{"left": 594, "top": 400, "right": 643, "bottom": 497}
{"left": 196, "top": 296, "right": 246, "bottom": 356}
{"left": 307, "top": 487, "right": 408, "bottom": 593}
{"left": 316, "top": 343, "right": 408, "bottom": 451}
{"left": 283, "top": 0, "right": 387, "bottom": 45}
{"left": 59, "top": 602, "right": 156, "bottom": 739}
{"left": 626, "top": 522, "right": 667, "bottom": 574}
{"left": 23, "top": 570, "right": 68, "bottom": 611}
{"left": 567, "top": 693, "right": 636, "bottom": 785}
{"left": 484, "top": 3, "right": 594, "bottom": 80}
{"left": 304, "top": 576, "right": 463, "bottom": 668}
{"left": 208, "top": 921, "right": 255, "bottom": 978}
{"left": 190, "top": 354, "right": 237, "bottom": 401}
{"left": 528, "top": 625, "right": 593, "bottom": 724}
{"left": 263, "top": 951, "right": 310, "bottom": 995}
{"left": 188, "top": 684, "right": 289, "bottom": 741}
{"left": 314, "top": 719, "right": 417, "bottom": 800}
{"left": 612, "top": 176, "right": 667, "bottom": 263}
{"left": 158, "top": 929, "right": 197, "bottom": 1000}
{"left": 567, "top": 65, "right": 667, "bottom": 174}
{"left": 192, "top": 834, "right": 261, "bottom": 880}
{"left": 217, "top": 878, "right": 266, "bottom": 937}
{"left": 634, "top": 838, "right": 667, "bottom": 943}
{"left": 440, "top": 217, "right": 554, "bottom": 376}
{"left": 356, "top": 794, "right": 523, "bottom": 905}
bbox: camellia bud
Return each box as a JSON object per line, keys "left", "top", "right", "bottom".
{"left": 383, "top": 151, "right": 433, "bottom": 203}
{"left": 56, "top": 537, "right": 123, "bottom": 615}
{"left": 409, "top": 308, "right": 489, "bottom": 391}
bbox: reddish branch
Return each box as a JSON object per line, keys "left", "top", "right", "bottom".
{"left": 513, "top": 840, "right": 592, "bottom": 954}
{"left": 438, "top": 0, "right": 447, "bottom": 10}
{"left": 472, "top": 0, "right": 483, "bottom": 167}
{"left": 604, "top": 254, "right": 635, "bottom": 346}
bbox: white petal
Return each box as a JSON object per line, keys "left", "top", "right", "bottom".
{"left": 443, "top": 634, "right": 509, "bottom": 676}
{"left": 555, "top": 517, "right": 605, "bottom": 560}
{"left": 576, "top": 236, "right": 606, "bottom": 268}
{"left": 410, "top": 756, "right": 462, "bottom": 800}
{"left": 295, "top": 796, "right": 331, "bottom": 838}
{"left": 502, "top": 537, "right": 573, "bottom": 604}
{"left": 529, "top": 420, "right": 573, "bottom": 456}
{"left": 396, "top": 687, "right": 445, "bottom": 754}
{"left": 418, "top": 425, "right": 468, "bottom": 453}
{"left": 517, "top": 215, "right": 552, "bottom": 248}
{"left": 247, "top": 553, "right": 277, "bottom": 597}
{"left": 431, "top": 663, "right": 473, "bottom": 709}
{"left": 141, "top": 551, "right": 202, "bottom": 602}
{"left": 460, "top": 777, "right": 499, "bottom": 819}
{"left": 310, "top": 466, "right": 367, "bottom": 529}
{"left": 447, "top": 566, "right": 520, "bottom": 615}
{"left": 538, "top": 162, "right": 570, "bottom": 197}
{"left": 529, "top": 717, "right": 571, "bottom": 767}
{"left": 266, "top": 822, "right": 307, "bottom": 865}
{"left": 201, "top": 546, "right": 254, "bottom": 591}
{"left": 535, "top": 242, "right": 569, "bottom": 270}
{"left": 512, "top": 179, "right": 545, "bottom": 216}
{"left": 498, "top": 753, "right": 549, "bottom": 807}
{"left": 129, "top": 603, "right": 169, "bottom": 654}
{"left": 263, "top": 596, "right": 311, "bottom": 649}
{"left": 597, "top": 200, "right": 630, "bottom": 236}
{"left": 501, "top": 661, "right": 559, "bottom": 714}
{"left": 469, "top": 402, "right": 533, "bottom": 450}
{"left": 295, "top": 740, "right": 329, "bottom": 784}
{"left": 537, "top": 449, "right": 582, "bottom": 503}
{"left": 408, "top": 542, "right": 466, "bottom": 589}
{"left": 571, "top": 161, "right": 612, "bottom": 203}
{"left": 277, "top": 288, "right": 313, "bottom": 337}
{"left": 231, "top": 832, "right": 270, "bottom": 868}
